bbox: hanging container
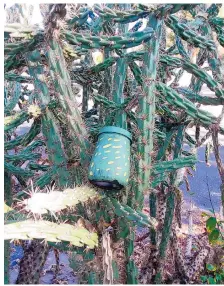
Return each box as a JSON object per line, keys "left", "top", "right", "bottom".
{"left": 88, "top": 126, "right": 132, "bottom": 190}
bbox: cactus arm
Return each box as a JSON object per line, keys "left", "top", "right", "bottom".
{"left": 105, "top": 198, "right": 158, "bottom": 229}
{"left": 67, "top": 9, "right": 90, "bottom": 26}
{"left": 4, "top": 220, "right": 98, "bottom": 249}
{"left": 4, "top": 33, "right": 44, "bottom": 56}
{"left": 93, "top": 4, "right": 199, "bottom": 24}
{"left": 152, "top": 156, "right": 197, "bottom": 175}
{"left": 156, "top": 83, "right": 220, "bottom": 127}
{"left": 112, "top": 58, "right": 128, "bottom": 129}
{"left": 5, "top": 152, "right": 41, "bottom": 163}
{"left": 82, "top": 85, "right": 89, "bottom": 113}
{"left": 4, "top": 72, "right": 32, "bottom": 83}
{"left": 155, "top": 125, "right": 186, "bottom": 283}
{"left": 4, "top": 54, "right": 26, "bottom": 73}
{"left": 156, "top": 129, "right": 176, "bottom": 161}
{"left": 27, "top": 50, "right": 72, "bottom": 188}
{"left": 154, "top": 188, "right": 175, "bottom": 284}
{"left": 175, "top": 35, "right": 190, "bottom": 60}
{"left": 176, "top": 88, "right": 224, "bottom": 106}
{"left": 4, "top": 111, "right": 29, "bottom": 132}
{"left": 211, "top": 126, "right": 224, "bottom": 216}
{"left": 165, "top": 15, "right": 216, "bottom": 51}
{"left": 4, "top": 118, "right": 41, "bottom": 150}
{"left": 206, "top": 4, "right": 222, "bottom": 18}
{"left": 91, "top": 56, "right": 117, "bottom": 73}
{"left": 136, "top": 15, "right": 163, "bottom": 209}
{"left": 181, "top": 59, "right": 224, "bottom": 99}
{"left": 15, "top": 167, "right": 56, "bottom": 200}
{"left": 4, "top": 161, "right": 34, "bottom": 178}
{"left": 23, "top": 187, "right": 102, "bottom": 215}
{"left": 4, "top": 82, "right": 22, "bottom": 115}
{"left": 124, "top": 233, "right": 138, "bottom": 284}
{"left": 28, "top": 163, "right": 49, "bottom": 171}
{"left": 41, "top": 112, "right": 73, "bottom": 187}
{"left": 64, "top": 28, "right": 154, "bottom": 50}
{"left": 46, "top": 39, "right": 90, "bottom": 165}
{"left": 128, "top": 60, "right": 143, "bottom": 86}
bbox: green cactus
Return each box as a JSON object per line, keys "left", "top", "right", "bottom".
{"left": 166, "top": 15, "right": 216, "bottom": 50}
{"left": 112, "top": 58, "right": 128, "bottom": 129}
{"left": 46, "top": 39, "right": 90, "bottom": 166}
{"left": 5, "top": 119, "right": 41, "bottom": 150}
{"left": 4, "top": 172, "right": 12, "bottom": 285}
{"left": 65, "top": 28, "right": 155, "bottom": 50}
{"left": 4, "top": 3, "right": 224, "bottom": 284}
{"left": 135, "top": 15, "right": 163, "bottom": 209}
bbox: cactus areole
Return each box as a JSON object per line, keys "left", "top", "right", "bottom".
{"left": 88, "top": 126, "right": 132, "bottom": 190}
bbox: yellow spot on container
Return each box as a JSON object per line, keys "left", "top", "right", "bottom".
{"left": 124, "top": 172, "right": 127, "bottom": 177}
{"left": 89, "top": 171, "right": 93, "bottom": 176}
{"left": 114, "top": 139, "right": 121, "bottom": 142}
{"left": 115, "top": 156, "right": 121, "bottom": 159}
{"left": 91, "top": 163, "right": 94, "bottom": 167}
{"left": 117, "top": 167, "right": 122, "bottom": 170}
{"left": 105, "top": 150, "right": 111, "bottom": 153}
{"left": 115, "top": 151, "right": 120, "bottom": 154}
{"left": 126, "top": 179, "right": 129, "bottom": 182}
{"left": 103, "top": 144, "right": 112, "bottom": 148}
{"left": 108, "top": 138, "right": 112, "bottom": 141}
{"left": 108, "top": 161, "right": 114, "bottom": 165}
{"left": 116, "top": 173, "right": 119, "bottom": 176}
{"left": 106, "top": 168, "right": 110, "bottom": 171}
{"left": 102, "top": 157, "right": 108, "bottom": 159}
{"left": 112, "top": 146, "right": 122, "bottom": 148}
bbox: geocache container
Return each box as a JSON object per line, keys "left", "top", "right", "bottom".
{"left": 88, "top": 126, "right": 132, "bottom": 190}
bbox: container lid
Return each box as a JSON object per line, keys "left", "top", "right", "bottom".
{"left": 99, "top": 126, "right": 132, "bottom": 142}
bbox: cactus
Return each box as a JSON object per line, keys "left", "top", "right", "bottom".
{"left": 112, "top": 58, "right": 127, "bottom": 129}
{"left": 4, "top": 3, "right": 224, "bottom": 284}
{"left": 4, "top": 172, "right": 12, "bottom": 285}
{"left": 166, "top": 15, "right": 216, "bottom": 50}
{"left": 135, "top": 15, "right": 163, "bottom": 209}
{"left": 23, "top": 186, "right": 102, "bottom": 214}
{"left": 45, "top": 39, "right": 91, "bottom": 165}
{"left": 64, "top": 27, "right": 155, "bottom": 50}
{"left": 4, "top": 220, "right": 98, "bottom": 248}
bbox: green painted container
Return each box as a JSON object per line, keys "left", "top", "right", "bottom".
{"left": 88, "top": 126, "right": 132, "bottom": 190}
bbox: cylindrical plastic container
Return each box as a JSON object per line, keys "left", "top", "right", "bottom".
{"left": 88, "top": 126, "right": 132, "bottom": 190}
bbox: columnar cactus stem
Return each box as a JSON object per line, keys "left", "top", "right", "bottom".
{"left": 46, "top": 39, "right": 91, "bottom": 165}
{"left": 27, "top": 50, "right": 72, "bottom": 188}
{"left": 211, "top": 125, "right": 224, "bottom": 216}
{"left": 4, "top": 172, "right": 12, "bottom": 285}
{"left": 155, "top": 125, "right": 186, "bottom": 283}
{"left": 136, "top": 15, "right": 163, "bottom": 209}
